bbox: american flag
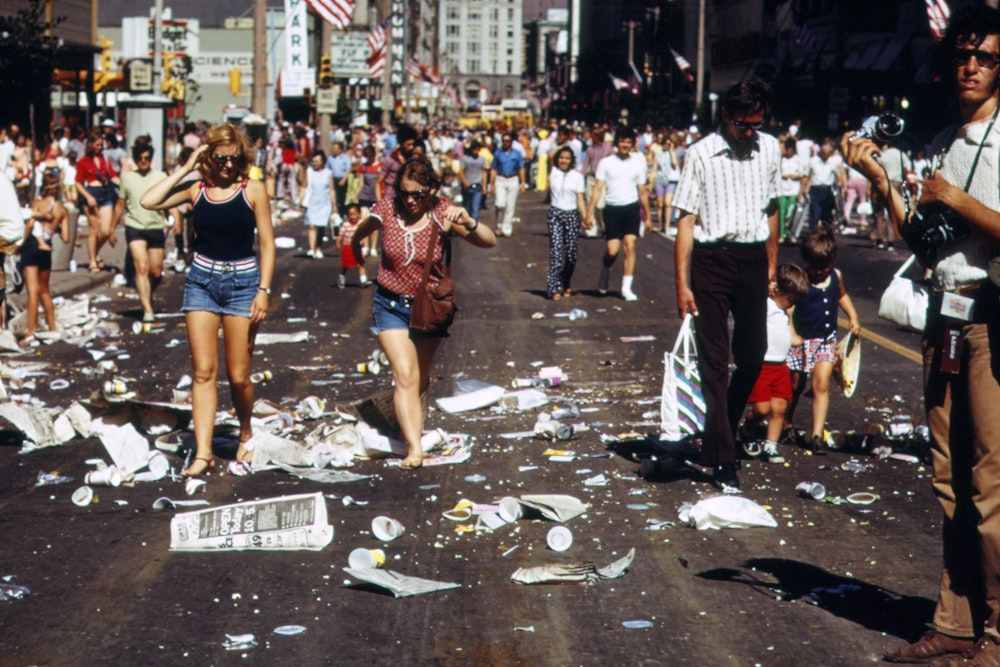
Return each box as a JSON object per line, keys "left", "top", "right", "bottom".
{"left": 608, "top": 73, "right": 630, "bottom": 91}
{"left": 366, "top": 17, "right": 390, "bottom": 80}
{"left": 406, "top": 57, "right": 439, "bottom": 85}
{"left": 305, "top": 0, "right": 354, "bottom": 30}
{"left": 926, "top": 0, "right": 950, "bottom": 41}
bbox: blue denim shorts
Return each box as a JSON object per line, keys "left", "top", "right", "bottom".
{"left": 371, "top": 288, "right": 412, "bottom": 335}
{"left": 83, "top": 184, "right": 116, "bottom": 208}
{"left": 181, "top": 254, "right": 259, "bottom": 317}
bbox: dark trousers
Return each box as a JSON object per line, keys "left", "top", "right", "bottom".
{"left": 809, "top": 185, "right": 835, "bottom": 228}
{"left": 333, "top": 179, "right": 348, "bottom": 214}
{"left": 690, "top": 242, "right": 769, "bottom": 466}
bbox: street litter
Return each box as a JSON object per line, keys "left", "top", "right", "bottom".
{"left": 619, "top": 335, "right": 656, "bottom": 342}
{"left": 253, "top": 331, "right": 309, "bottom": 345}
{"left": 514, "top": 626, "right": 535, "bottom": 633}
{"left": 36, "top": 470, "right": 72, "bottom": 486}
{"left": 151, "top": 497, "right": 210, "bottom": 510}
{"left": 517, "top": 494, "right": 589, "bottom": 522}
{"left": 184, "top": 478, "right": 206, "bottom": 496}
{"left": 436, "top": 382, "right": 505, "bottom": 413}
{"left": 342, "top": 568, "right": 461, "bottom": 597}
{"left": 678, "top": 496, "right": 778, "bottom": 530}
{"left": 274, "top": 625, "right": 307, "bottom": 636}
{"left": 169, "top": 492, "right": 334, "bottom": 552}
{"left": 499, "top": 389, "right": 549, "bottom": 412}
{"left": 583, "top": 474, "right": 609, "bottom": 486}
{"left": 797, "top": 481, "right": 827, "bottom": 500}
{"left": 222, "top": 634, "right": 257, "bottom": 651}
{"left": 0, "top": 582, "right": 30, "bottom": 601}
{"left": 846, "top": 492, "right": 879, "bottom": 505}
{"left": 547, "top": 525, "right": 573, "bottom": 551}
{"left": 511, "top": 548, "right": 635, "bottom": 584}
{"left": 622, "top": 620, "right": 654, "bottom": 629}
{"left": 71, "top": 486, "right": 94, "bottom": 506}
{"left": 371, "top": 515, "right": 405, "bottom": 541}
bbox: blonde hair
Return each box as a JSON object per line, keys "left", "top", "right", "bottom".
{"left": 199, "top": 123, "right": 253, "bottom": 182}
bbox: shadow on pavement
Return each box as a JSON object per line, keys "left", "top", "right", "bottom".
{"left": 698, "top": 558, "right": 935, "bottom": 641}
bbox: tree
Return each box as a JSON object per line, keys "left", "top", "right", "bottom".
{"left": 0, "top": 0, "right": 64, "bottom": 135}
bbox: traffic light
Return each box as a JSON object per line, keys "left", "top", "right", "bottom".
{"left": 319, "top": 55, "right": 333, "bottom": 88}
{"left": 95, "top": 36, "right": 115, "bottom": 92}
{"left": 228, "top": 67, "right": 242, "bottom": 96}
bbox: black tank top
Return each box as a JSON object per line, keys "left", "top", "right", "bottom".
{"left": 191, "top": 180, "right": 256, "bottom": 261}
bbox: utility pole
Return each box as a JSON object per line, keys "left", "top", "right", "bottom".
{"left": 252, "top": 0, "right": 267, "bottom": 117}
{"left": 696, "top": 0, "right": 706, "bottom": 118}
{"left": 380, "top": 0, "right": 392, "bottom": 127}
{"left": 623, "top": 20, "right": 640, "bottom": 66}
{"left": 318, "top": 18, "right": 332, "bottom": 153}
{"left": 153, "top": 0, "right": 164, "bottom": 93}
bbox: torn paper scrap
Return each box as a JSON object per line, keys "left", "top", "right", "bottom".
{"left": 518, "top": 494, "right": 589, "bottom": 523}
{"left": 596, "top": 548, "right": 636, "bottom": 579}
{"left": 678, "top": 496, "right": 778, "bottom": 531}
{"left": 95, "top": 422, "right": 152, "bottom": 474}
{"left": 512, "top": 549, "right": 637, "bottom": 585}
{"left": 342, "top": 568, "right": 461, "bottom": 598}
{"left": 435, "top": 385, "right": 505, "bottom": 414}
{"left": 253, "top": 331, "right": 310, "bottom": 345}
{"left": 169, "top": 492, "right": 334, "bottom": 552}
{"left": 2, "top": 403, "right": 69, "bottom": 451}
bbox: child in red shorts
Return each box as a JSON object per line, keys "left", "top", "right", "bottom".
{"left": 335, "top": 204, "right": 369, "bottom": 288}
{"left": 742, "top": 263, "right": 809, "bottom": 463}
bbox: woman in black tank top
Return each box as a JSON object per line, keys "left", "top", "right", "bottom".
{"left": 141, "top": 123, "right": 276, "bottom": 478}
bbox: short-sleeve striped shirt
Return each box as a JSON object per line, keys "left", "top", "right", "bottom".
{"left": 672, "top": 129, "right": 780, "bottom": 243}
{"left": 370, "top": 195, "right": 451, "bottom": 296}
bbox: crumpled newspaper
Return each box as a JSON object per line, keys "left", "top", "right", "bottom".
{"left": 343, "top": 568, "right": 461, "bottom": 598}
{"left": 518, "top": 494, "right": 589, "bottom": 523}
{"left": 511, "top": 548, "right": 636, "bottom": 584}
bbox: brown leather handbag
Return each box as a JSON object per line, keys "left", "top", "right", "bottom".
{"left": 409, "top": 221, "right": 457, "bottom": 334}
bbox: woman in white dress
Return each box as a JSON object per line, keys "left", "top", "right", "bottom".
{"left": 300, "top": 151, "right": 336, "bottom": 258}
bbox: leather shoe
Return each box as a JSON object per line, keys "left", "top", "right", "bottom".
{"left": 809, "top": 434, "right": 829, "bottom": 456}
{"left": 884, "top": 631, "right": 975, "bottom": 664}
{"left": 929, "top": 636, "right": 1000, "bottom": 667}
{"left": 712, "top": 463, "right": 741, "bottom": 494}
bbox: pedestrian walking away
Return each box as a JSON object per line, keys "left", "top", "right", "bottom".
{"left": 141, "top": 123, "right": 275, "bottom": 479}
{"left": 351, "top": 157, "right": 496, "bottom": 469}
{"left": 585, "top": 125, "right": 651, "bottom": 302}
{"left": 845, "top": 7, "right": 1000, "bottom": 664}
{"left": 673, "top": 80, "right": 781, "bottom": 494}
{"left": 301, "top": 150, "right": 336, "bottom": 259}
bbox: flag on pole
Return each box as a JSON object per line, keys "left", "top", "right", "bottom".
{"left": 926, "top": 0, "right": 950, "bottom": 41}
{"left": 366, "top": 17, "right": 390, "bottom": 80}
{"left": 305, "top": 0, "right": 355, "bottom": 30}
{"left": 406, "top": 57, "right": 440, "bottom": 85}
{"left": 609, "top": 73, "right": 630, "bottom": 91}
{"left": 670, "top": 48, "right": 695, "bottom": 82}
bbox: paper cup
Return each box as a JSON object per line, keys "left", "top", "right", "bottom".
{"left": 442, "top": 500, "right": 473, "bottom": 522}
{"left": 546, "top": 525, "right": 573, "bottom": 552}
{"left": 371, "top": 515, "right": 405, "bottom": 542}
{"left": 348, "top": 547, "right": 386, "bottom": 569}
{"left": 147, "top": 452, "right": 170, "bottom": 478}
{"left": 71, "top": 486, "right": 94, "bottom": 507}
{"left": 498, "top": 497, "right": 523, "bottom": 523}
{"left": 85, "top": 465, "right": 123, "bottom": 487}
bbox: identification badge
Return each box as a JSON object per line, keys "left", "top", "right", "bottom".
{"left": 940, "top": 325, "right": 962, "bottom": 374}
{"left": 941, "top": 292, "right": 974, "bottom": 321}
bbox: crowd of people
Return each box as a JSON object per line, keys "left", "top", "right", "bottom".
{"left": 3, "top": 8, "right": 1000, "bottom": 660}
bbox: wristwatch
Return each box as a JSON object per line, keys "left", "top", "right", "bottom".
{"left": 258, "top": 286, "right": 271, "bottom": 295}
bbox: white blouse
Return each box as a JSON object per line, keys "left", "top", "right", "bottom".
{"left": 549, "top": 168, "right": 584, "bottom": 212}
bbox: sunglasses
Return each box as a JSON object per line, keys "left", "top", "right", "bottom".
{"left": 400, "top": 188, "right": 430, "bottom": 202}
{"left": 137, "top": 154, "right": 152, "bottom": 161}
{"left": 730, "top": 119, "right": 764, "bottom": 130}
{"left": 212, "top": 153, "right": 244, "bottom": 167}
{"left": 952, "top": 48, "right": 1000, "bottom": 70}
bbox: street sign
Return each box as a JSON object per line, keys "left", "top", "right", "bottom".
{"left": 281, "top": 68, "right": 315, "bottom": 97}
{"left": 316, "top": 87, "right": 338, "bottom": 114}
{"left": 129, "top": 60, "right": 153, "bottom": 92}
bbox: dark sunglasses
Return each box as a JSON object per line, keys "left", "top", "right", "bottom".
{"left": 137, "top": 153, "right": 152, "bottom": 161}
{"left": 731, "top": 119, "right": 764, "bottom": 130}
{"left": 212, "top": 153, "right": 244, "bottom": 167}
{"left": 400, "top": 188, "right": 430, "bottom": 202}
{"left": 952, "top": 49, "right": 1000, "bottom": 70}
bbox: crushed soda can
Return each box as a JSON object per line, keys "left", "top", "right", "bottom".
{"left": 250, "top": 370, "right": 273, "bottom": 384}
{"left": 132, "top": 321, "right": 166, "bottom": 334}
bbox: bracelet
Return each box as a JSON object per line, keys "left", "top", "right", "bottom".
{"left": 258, "top": 286, "right": 271, "bottom": 295}
{"left": 468, "top": 219, "right": 479, "bottom": 233}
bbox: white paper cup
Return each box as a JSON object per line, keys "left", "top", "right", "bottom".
{"left": 499, "top": 497, "right": 524, "bottom": 523}
{"left": 547, "top": 525, "right": 573, "bottom": 552}
{"left": 71, "top": 486, "right": 94, "bottom": 507}
{"left": 371, "top": 515, "right": 405, "bottom": 542}
{"left": 147, "top": 452, "right": 170, "bottom": 478}
{"left": 348, "top": 547, "right": 386, "bottom": 569}
{"left": 85, "top": 465, "right": 123, "bottom": 487}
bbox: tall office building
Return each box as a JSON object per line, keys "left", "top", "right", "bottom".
{"left": 439, "top": 0, "right": 524, "bottom": 105}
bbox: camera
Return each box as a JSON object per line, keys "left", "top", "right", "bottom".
{"left": 853, "top": 112, "right": 905, "bottom": 145}
{"left": 904, "top": 203, "right": 969, "bottom": 262}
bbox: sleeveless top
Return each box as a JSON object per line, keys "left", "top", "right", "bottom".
{"left": 792, "top": 269, "right": 840, "bottom": 340}
{"left": 371, "top": 195, "right": 451, "bottom": 296}
{"left": 191, "top": 180, "right": 256, "bottom": 261}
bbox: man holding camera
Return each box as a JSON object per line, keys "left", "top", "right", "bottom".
{"left": 844, "top": 7, "right": 1000, "bottom": 665}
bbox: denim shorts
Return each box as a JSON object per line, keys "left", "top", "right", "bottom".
{"left": 83, "top": 184, "right": 116, "bottom": 208}
{"left": 181, "top": 255, "right": 259, "bottom": 317}
{"left": 370, "top": 288, "right": 449, "bottom": 339}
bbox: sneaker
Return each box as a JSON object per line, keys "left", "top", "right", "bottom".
{"left": 622, "top": 288, "right": 638, "bottom": 302}
{"left": 712, "top": 463, "right": 741, "bottom": 494}
{"left": 809, "top": 434, "right": 829, "bottom": 456}
{"left": 359, "top": 276, "right": 370, "bottom": 287}
{"left": 142, "top": 311, "right": 155, "bottom": 323}
{"left": 337, "top": 274, "right": 346, "bottom": 289}
{"left": 173, "top": 258, "right": 186, "bottom": 273}
{"left": 314, "top": 249, "right": 324, "bottom": 259}
{"left": 306, "top": 249, "right": 316, "bottom": 259}
{"left": 598, "top": 267, "right": 609, "bottom": 295}
{"left": 884, "top": 631, "right": 975, "bottom": 664}
{"left": 762, "top": 442, "right": 785, "bottom": 464}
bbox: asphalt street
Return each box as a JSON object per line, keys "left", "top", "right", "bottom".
{"left": 0, "top": 191, "right": 941, "bottom": 666}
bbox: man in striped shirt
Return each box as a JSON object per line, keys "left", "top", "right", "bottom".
{"left": 672, "top": 80, "right": 781, "bottom": 494}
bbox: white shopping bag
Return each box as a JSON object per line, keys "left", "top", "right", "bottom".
{"left": 660, "top": 314, "right": 706, "bottom": 441}
{"left": 878, "top": 254, "right": 928, "bottom": 332}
